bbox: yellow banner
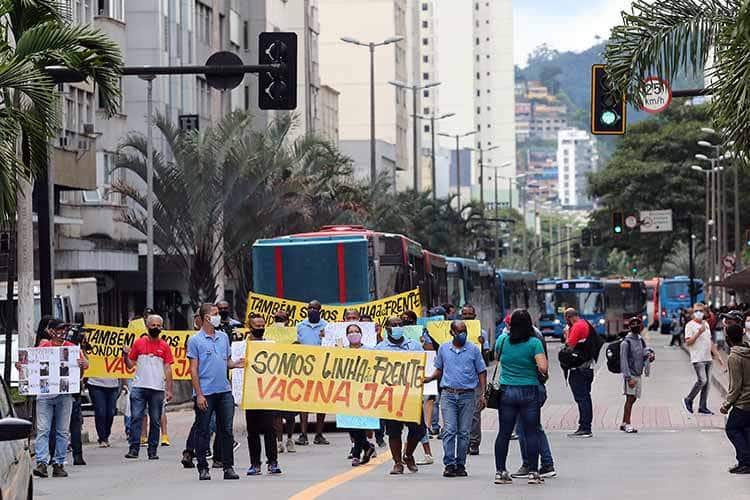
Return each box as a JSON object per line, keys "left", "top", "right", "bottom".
{"left": 241, "top": 343, "right": 426, "bottom": 423}
{"left": 83, "top": 324, "right": 193, "bottom": 380}
{"left": 245, "top": 289, "right": 422, "bottom": 327}
{"left": 425, "top": 320, "right": 483, "bottom": 346}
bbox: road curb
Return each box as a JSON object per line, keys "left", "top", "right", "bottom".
{"left": 679, "top": 345, "right": 728, "bottom": 398}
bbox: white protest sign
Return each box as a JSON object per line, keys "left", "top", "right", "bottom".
{"left": 17, "top": 346, "right": 81, "bottom": 395}
{"left": 322, "top": 322, "right": 377, "bottom": 348}
{"left": 231, "top": 341, "right": 246, "bottom": 405}
{"left": 423, "top": 351, "right": 438, "bottom": 396}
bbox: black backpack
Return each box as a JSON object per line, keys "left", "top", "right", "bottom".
{"left": 558, "top": 321, "right": 604, "bottom": 370}
{"left": 606, "top": 339, "right": 623, "bottom": 374}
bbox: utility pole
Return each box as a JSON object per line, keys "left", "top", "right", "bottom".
{"left": 548, "top": 219, "right": 554, "bottom": 275}
{"left": 140, "top": 75, "right": 156, "bottom": 309}
{"left": 566, "top": 225, "right": 572, "bottom": 279}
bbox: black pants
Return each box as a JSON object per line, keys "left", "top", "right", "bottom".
{"left": 245, "top": 410, "right": 278, "bottom": 467}
{"left": 569, "top": 368, "right": 594, "bottom": 433}
{"left": 726, "top": 407, "right": 750, "bottom": 467}
{"left": 348, "top": 429, "right": 372, "bottom": 459}
{"left": 670, "top": 334, "right": 683, "bottom": 346}
{"left": 194, "top": 392, "right": 235, "bottom": 470}
{"left": 186, "top": 418, "right": 222, "bottom": 462}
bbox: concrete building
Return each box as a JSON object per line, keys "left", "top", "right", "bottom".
{"left": 319, "top": 84, "right": 340, "bottom": 144}
{"left": 318, "top": 0, "right": 410, "bottom": 188}
{"left": 473, "top": 0, "right": 516, "bottom": 197}
{"left": 417, "top": 1, "right": 440, "bottom": 157}
{"left": 339, "top": 140, "right": 402, "bottom": 192}
{"left": 557, "top": 129, "right": 598, "bottom": 209}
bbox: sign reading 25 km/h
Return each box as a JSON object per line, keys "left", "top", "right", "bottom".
{"left": 641, "top": 77, "right": 672, "bottom": 114}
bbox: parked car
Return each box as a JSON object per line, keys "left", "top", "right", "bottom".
{"left": 0, "top": 376, "right": 33, "bottom": 499}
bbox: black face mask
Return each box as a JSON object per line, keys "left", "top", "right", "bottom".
{"left": 148, "top": 327, "right": 161, "bottom": 338}
{"left": 308, "top": 309, "right": 321, "bottom": 323}
{"left": 630, "top": 327, "right": 641, "bottom": 334}
{"left": 251, "top": 328, "right": 265, "bottom": 339}
{"left": 219, "top": 310, "right": 230, "bottom": 320}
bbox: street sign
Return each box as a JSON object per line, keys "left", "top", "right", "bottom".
{"left": 639, "top": 209, "right": 673, "bottom": 233}
{"left": 205, "top": 51, "right": 244, "bottom": 91}
{"left": 641, "top": 77, "right": 672, "bottom": 114}
{"left": 178, "top": 114, "right": 199, "bottom": 131}
{"left": 625, "top": 215, "right": 639, "bottom": 229}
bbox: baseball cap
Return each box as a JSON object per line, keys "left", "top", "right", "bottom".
{"left": 47, "top": 318, "right": 65, "bottom": 330}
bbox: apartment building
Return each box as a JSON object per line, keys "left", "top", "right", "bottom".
{"left": 557, "top": 129, "right": 598, "bottom": 209}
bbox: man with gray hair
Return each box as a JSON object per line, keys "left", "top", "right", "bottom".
{"left": 123, "top": 314, "right": 174, "bottom": 460}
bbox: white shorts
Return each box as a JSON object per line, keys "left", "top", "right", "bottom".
{"left": 624, "top": 376, "right": 642, "bottom": 399}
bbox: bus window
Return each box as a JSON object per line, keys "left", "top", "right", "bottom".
{"left": 448, "top": 276, "right": 465, "bottom": 307}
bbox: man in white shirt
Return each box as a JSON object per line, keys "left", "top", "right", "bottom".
{"left": 684, "top": 303, "right": 725, "bottom": 415}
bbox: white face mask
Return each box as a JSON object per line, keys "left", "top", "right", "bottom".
{"left": 209, "top": 315, "right": 221, "bottom": 328}
{"left": 694, "top": 311, "right": 704, "bottom": 320}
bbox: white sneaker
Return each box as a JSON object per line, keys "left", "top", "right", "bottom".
{"left": 416, "top": 454, "right": 434, "bottom": 465}
{"left": 277, "top": 441, "right": 285, "bottom": 453}
{"left": 285, "top": 438, "right": 296, "bottom": 453}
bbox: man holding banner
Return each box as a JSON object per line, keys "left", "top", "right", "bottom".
{"left": 376, "top": 316, "right": 426, "bottom": 475}
{"left": 295, "top": 300, "right": 330, "bottom": 447}
{"left": 424, "top": 320, "right": 487, "bottom": 478}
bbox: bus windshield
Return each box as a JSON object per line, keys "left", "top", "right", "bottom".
{"left": 662, "top": 282, "right": 690, "bottom": 301}
{"left": 448, "top": 276, "right": 465, "bottom": 307}
{"left": 623, "top": 287, "right": 644, "bottom": 314}
{"left": 556, "top": 291, "right": 604, "bottom": 316}
{"left": 538, "top": 291, "right": 555, "bottom": 316}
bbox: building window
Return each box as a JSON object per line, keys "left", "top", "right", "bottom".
{"left": 423, "top": 107, "right": 430, "bottom": 114}
{"left": 97, "top": 0, "right": 125, "bottom": 21}
{"left": 477, "top": 124, "right": 481, "bottom": 131}
{"left": 476, "top": 72, "right": 480, "bottom": 80}
{"left": 422, "top": 20, "right": 428, "bottom": 28}
{"left": 423, "top": 90, "right": 430, "bottom": 98}
{"left": 244, "top": 85, "right": 249, "bottom": 110}
{"left": 197, "top": 2, "right": 213, "bottom": 46}
{"left": 243, "top": 21, "right": 249, "bottom": 50}
{"left": 424, "top": 124, "right": 430, "bottom": 133}
{"left": 475, "top": 37, "right": 480, "bottom": 45}
{"left": 423, "top": 55, "right": 429, "bottom": 63}
{"left": 423, "top": 72, "right": 429, "bottom": 80}
{"left": 422, "top": 38, "right": 428, "bottom": 46}
{"left": 476, "top": 90, "right": 480, "bottom": 97}
{"left": 422, "top": 2, "right": 428, "bottom": 11}
{"left": 477, "top": 107, "right": 481, "bottom": 114}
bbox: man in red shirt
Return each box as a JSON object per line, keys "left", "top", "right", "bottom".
{"left": 564, "top": 308, "right": 594, "bottom": 438}
{"left": 123, "top": 314, "right": 174, "bottom": 460}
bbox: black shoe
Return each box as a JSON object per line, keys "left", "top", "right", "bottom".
{"left": 33, "top": 463, "right": 48, "bottom": 478}
{"left": 443, "top": 465, "right": 457, "bottom": 477}
{"left": 52, "top": 464, "right": 68, "bottom": 478}
{"left": 376, "top": 437, "right": 386, "bottom": 448}
{"left": 540, "top": 464, "right": 557, "bottom": 478}
{"left": 683, "top": 398, "right": 694, "bottom": 414}
{"left": 223, "top": 467, "right": 240, "bottom": 480}
{"left": 567, "top": 430, "right": 593, "bottom": 438}
{"left": 198, "top": 468, "right": 211, "bottom": 481}
{"left": 313, "top": 434, "right": 330, "bottom": 445}
{"left": 73, "top": 455, "right": 86, "bottom": 466}
{"left": 729, "top": 464, "right": 750, "bottom": 474}
{"left": 295, "top": 434, "right": 309, "bottom": 446}
{"left": 212, "top": 461, "right": 223, "bottom": 469}
{"left": 148, "top": 454, "right": 159, "bottom": 460}
{"left": 455, "top": 465, "right": 468, "bottom": 477}
{"left": 468, "top": 446, "right": 479, "bottom": 455}
{"left": 698, "top": 408, "right": 714, "bottom": 415}
{"left": 124, "top": 451, "right": 139, "bottom": 459}
{"left": 181, "top": 451, "right": 195, "bottom": 469}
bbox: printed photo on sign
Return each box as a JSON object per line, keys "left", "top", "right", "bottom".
{"left": 322, "top": 322, "right": 377, "bottom": 348}
{"left": 18, "top": 346, "right": 81, "bottom": 395}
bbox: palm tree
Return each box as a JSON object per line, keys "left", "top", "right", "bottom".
{"left": 604, "top": 0, "right": 749, "bottom": 152}
{"left": 0, "top": 0, "right": 122, "bottom": 347}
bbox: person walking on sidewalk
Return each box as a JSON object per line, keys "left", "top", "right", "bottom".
{"left": 721, "top": 324, "right": 750, "bottom": 474}
{"left": 564, "top": 308, "right": 595, "bottom": 438}
{"left": 684, "top": 303, "right": 725, "bottom": 415}
{"left": 620, "top": 317, "right": 655, "bottom": 434}
{"left": 423, "top": 320, "right": 487, "bottom": 478}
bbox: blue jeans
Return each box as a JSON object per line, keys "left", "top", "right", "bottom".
{"left": 440, "top": 390, "right": 475, "bottom": 467}
{"left": 569, "top": 368, "right": 594, "bottom": 432}
{"left": 494, "top": 385, "right": 541, "bottom": 473}
{"left": 88, "top": 384, "right": 119, "bottom": 443}
{"left": 129, "top": 387, "right": 165, "bottom": 455}
{"left": 516, "top": 385, "right": 554, "bottom": 468}
{"left": 195, "top": 391, "right": 235, "bottom": 470}
{"left": 35, "top": 395, "right": 73, "bottom": 465}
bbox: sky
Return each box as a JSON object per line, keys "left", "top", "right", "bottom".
{"left": 435, "top": 0, "right": 635, "bottom": 137}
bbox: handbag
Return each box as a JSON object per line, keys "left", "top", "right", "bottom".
{"left": 485, "top": 337, "right": 506, "bottom": 409}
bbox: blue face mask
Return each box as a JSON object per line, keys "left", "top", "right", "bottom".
{"left": 389, "top": 327, "right": 404, "bottom": 341}
{"left": 453, "top": 331, "right": 468, "bottom": 347}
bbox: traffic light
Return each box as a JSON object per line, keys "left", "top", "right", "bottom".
{"left": 745, "top": 229, "right": 750, "bottom": 247}
{"left": 581, "top": 228, "right": 592, "bottom": 247}
{"left": 591, "top": 64, "right": 626, "bottom": 135}
{"left": 631, "top": 266, "right": 638, "bottom": 276}
{"left": 572, "top": 243, "right": 582, "bottom": 259}
{"left": 592, "top": 230, "right": 602, "bottom": 246}
{"left": 612, "top": 212, "right": 624, "bottom": 235}
{"left": 259, "top": 32, "right": 298, "bottom": 110}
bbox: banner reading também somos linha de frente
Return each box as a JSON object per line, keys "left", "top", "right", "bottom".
{"left": 241, "top": 342, "right": 426, "bottom": 423}
{"left": 245, "top": 288, "right": 422, "bottom": 327}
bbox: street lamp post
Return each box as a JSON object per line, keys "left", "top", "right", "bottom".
{"left": 416, "top": 112, "right": 455, "bottom": 200}
{"left": 140, "top": 74, "right": 156, "bottom": 309}
{"left": 470, "top": 145, "right": 500, "bottom": 209}
{"left": 439, "top": 130, "right": 477, "bottom": 210}
{"left": 486, "top": 164, "right": 515, "bottom": 262}
{"left": 341, "top": 35, "right": 404, "bottom": 186}
{"left": 390, "top": 81, "right": 441, "bottom": 191}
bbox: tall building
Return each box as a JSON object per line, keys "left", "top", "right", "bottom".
{"left": 473, "top": 0, "right": 516, "bottom": 204}
{"left": 417, "top": 0, "right": 440, "bottom": 155}
{"left": 318, "top": 0, "right": 411, "bottom": 188}
{"left": 557, "top": 129, "right": 598, "bottom": 209}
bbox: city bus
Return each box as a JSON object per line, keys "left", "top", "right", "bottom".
{"left": 537, "top": 279, "right": 561, "bottom": 338}
{"left": 446, "top": 257, "right": 480, "bottom": 310}
{"left": 603, "top": 279, "right": 647, "bottom": 339}
{"left": 554, "top": 279, "right": 606, "bottom": 336}
{"left": 252, "top": 225, "right": 426, "bottom": 308}
{"left": 422, "top": 250, "right": 449, "bottom": 311}
{"left": 659, "top": 276, "right": 705, "bottom": 331}
{"left": 644, "top": 278, "right": 661, "bottom": 329}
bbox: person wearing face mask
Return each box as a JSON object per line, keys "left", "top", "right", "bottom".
{"left": 376, "top": 316, "right": 425, "bottom": 475}
{"left": 122, "top": 314, "right": 174, "bottom": 460}
{"left": 187, "top": 303, "right": 246, "bottom": 480}
{"left": 217, "top": 300, "right": 243, "bottom": 341}
{"left": 271, "top": 309, "right": 297, "bottom": 454}
{"left": 619, "top": 317, "right": 655, "bottom": 434}
{"left": 344, "top": 324, "right": 377, "bottom": 466}
{"left": 244, "top": 315, "right": 282, "bottom": 475}
{"left": 295, "top": 300, "right": 330, "bottom": 446}
{"left": 684, "top": 303, "right": 725, "bottom": 415}
{"left": 424, "top": 320, "right": 486, "bottom": 478}
{"left": 400, "top": 310, "right": 418, "bottom": 326}
{"left": 720, "top": 324, "right": 750, "bottom": 474}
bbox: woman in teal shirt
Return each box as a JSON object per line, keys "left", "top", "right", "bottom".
{"left": 492, "top": 309, "right": 548, "bottom": 486}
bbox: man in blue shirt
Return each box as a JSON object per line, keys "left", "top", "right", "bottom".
{"left": 424, "top": 320, "right": 487, "bottom": 478}
{"left": 187, "top": 303, "right": 245, "bottom": 481}
{"left": 295, "top": 300, "right": 330, "bottom": 446}
{"left": 375, "top": 316, "right": 425, "bottom": 475}
{"left": 461, "top": 304, "right": 488, "bottom": 455}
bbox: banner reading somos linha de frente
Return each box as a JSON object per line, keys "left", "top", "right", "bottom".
{"left": 245, "top": 288, "right": 422, "bottom": 327}
{"left": 241, "top": 342, "right": 426, "bottom": 423}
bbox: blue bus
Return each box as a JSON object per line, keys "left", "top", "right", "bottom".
{"left": 554, "top": 279, "right": 606, "bottom": 336}
{"left": 659, "top": 276, "right": 705, "bottom": 330}
{"left": 537, "top": 279, "right": 561, "bottom": 338}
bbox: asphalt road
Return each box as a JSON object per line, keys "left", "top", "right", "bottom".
{"left": 35, "top": 334, "right": 749, "bottom": 500}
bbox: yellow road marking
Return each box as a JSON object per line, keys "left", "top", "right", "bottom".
{"left": 289, "top": 451, "right": 392, "bottom": 500}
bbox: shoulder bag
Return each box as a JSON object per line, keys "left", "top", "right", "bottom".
{"left": 485, "top": 337, "right": 506, "bottom": 409}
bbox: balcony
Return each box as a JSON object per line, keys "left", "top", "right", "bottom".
{"left": 52, "top": 131, "right": 97, "bottom": 191}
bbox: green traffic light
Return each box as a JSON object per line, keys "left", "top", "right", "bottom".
{"left": 614, "top": 226, "right": 623, "bottom": 234}
{"left": 601, "top": 111, "right": 618, "bottom": 125}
